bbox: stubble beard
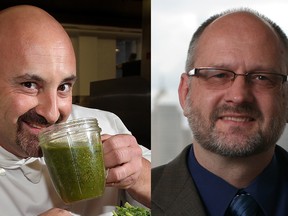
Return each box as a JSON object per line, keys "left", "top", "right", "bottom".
{"left": 184, "top": 96, "right": 286, "bottom": 158}
{"left": 16, "top": 123, "right": 42, "bottom": 157}
{"left": 15, "top": 109, "right": 62, "bottom": 158}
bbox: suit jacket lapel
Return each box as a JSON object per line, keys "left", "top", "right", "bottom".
{"left": 152, "top": 145, "right": 206, "bottom": 216}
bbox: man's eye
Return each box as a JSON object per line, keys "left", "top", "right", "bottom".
{"left": 58, "top": 83, "right": 72, "bottom": 92}
{"left": 254, "top": 74, "right": 269, "bottom": 81}
{"left": 209, "top": 72, "right": 230, "bottom": 79}
{"left": 214, "top": 73, "right": 228, "bottom": 78}
{"left": 22, "top": 82, "right": 37, "bottom": 89}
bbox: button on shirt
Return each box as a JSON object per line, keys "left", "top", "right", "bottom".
{"left": 188, "top": 145, "right": 288, "bottom": 216}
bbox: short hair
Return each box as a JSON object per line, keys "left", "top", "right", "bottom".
{"left": 185, "top": 8, "right": 288, "bottom": 72}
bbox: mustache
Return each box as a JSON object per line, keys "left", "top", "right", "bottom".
{"left": 18, "top": 109, "right": 63, "bottom": 126}
{"left": 211, "top": 103, "right": 262, "bottom": 121}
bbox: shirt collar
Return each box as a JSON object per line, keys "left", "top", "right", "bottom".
{"left": 245, "top": 150, "right": 279, "bottom": 215}
{"left": 187, "top": 145, "right": 279, "bottom": 216}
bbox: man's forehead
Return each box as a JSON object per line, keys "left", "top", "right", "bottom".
{"left": 196, "top": 12, "right": 279, "bottom": 52}
{"left": 204, "top": 12, "right": 271, "bottom": 35}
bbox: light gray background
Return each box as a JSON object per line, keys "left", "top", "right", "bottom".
{"left": 151, "top": 0, "right": 288, "bottom": 167}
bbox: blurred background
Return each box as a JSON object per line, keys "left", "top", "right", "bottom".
{"left": 0, "top": 0, "right": 151, "bottom": 149}
{"left": 151, "top": 0, "right": 288, "bottom": 167}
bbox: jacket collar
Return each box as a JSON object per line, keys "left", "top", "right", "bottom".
{"left": 152, "top": 145, "right": 206, "bottom": 216}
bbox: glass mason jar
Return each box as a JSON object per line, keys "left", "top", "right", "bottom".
{"left": 39, "top": 117, "right": 105, "bottom": 203}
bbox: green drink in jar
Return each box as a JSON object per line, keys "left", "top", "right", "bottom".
{"left": 39, "top": 118, "right": 105, "bottom": 203}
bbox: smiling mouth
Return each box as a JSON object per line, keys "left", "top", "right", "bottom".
{"left": 23, "top": 120, "right": 48, "bottom": 130}
{"left": 221, "top": 116, "right": 255, "bottom": 122}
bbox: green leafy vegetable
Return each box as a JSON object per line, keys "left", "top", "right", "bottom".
{"left": 112, "top": 202, "right": 151, "bottom": 216}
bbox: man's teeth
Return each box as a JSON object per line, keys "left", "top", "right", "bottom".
{"left": 222, "top": 117, "right": 252, "bottom": 122}
{"left": 30, "top": 123, "right": 44, "bottom": 129}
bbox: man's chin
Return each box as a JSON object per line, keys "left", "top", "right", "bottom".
{"left": 25, "top": 141, "right": 43, "bottom": 157}
{"left": 16, "top": 135, "right": 42, "bottom": 158}
{"left": 29, "top": 148, "right": 43, "bottom": 157}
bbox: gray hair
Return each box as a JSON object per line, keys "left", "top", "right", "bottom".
{"left": 185, "top": 8, "right": 288, "bottom": 73}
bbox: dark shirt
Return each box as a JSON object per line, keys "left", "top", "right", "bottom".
{"left": 188, "top": 145, "right": 288, "bottom": 216}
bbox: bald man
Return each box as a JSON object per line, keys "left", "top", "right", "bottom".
{"left": 0, "top": 5, "right": 150, "bottom": 216}
{"left": 152, "top": 8, "right": 288, "bottom": 216}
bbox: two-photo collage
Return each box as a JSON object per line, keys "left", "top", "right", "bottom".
{"left": 0, "top": 0, "right": 288, "bottom": 215}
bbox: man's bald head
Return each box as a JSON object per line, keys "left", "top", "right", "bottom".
{"left": 0, "top": 5, "right": 77, "bottom": 158}
{"left": 0, "top": 5, "right": 75, "bottom": 67}
{"left": 185, "top": 9, "right": 288, "bottom": 72}
{"left": 0, "top": 5, "right": 65, "bottom": 36}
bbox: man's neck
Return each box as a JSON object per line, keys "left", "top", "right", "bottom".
{"left": 193, "top": 143, "right": 275, "bottom": 188}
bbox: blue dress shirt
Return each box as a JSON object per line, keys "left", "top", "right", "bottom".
{"left": 188, "top": 145, "right": 288, "bottom": 216}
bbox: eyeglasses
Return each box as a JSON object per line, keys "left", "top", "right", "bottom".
{"left": 187, "top": 67, "right": 288, "bottom": 91}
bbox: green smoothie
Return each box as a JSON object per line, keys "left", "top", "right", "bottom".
{"left": 41, "top": 141, "right": 105, "bottom": 203}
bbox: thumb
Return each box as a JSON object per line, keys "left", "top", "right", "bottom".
{"left": 101, "top": 134, "right": 112, "bottom": 143}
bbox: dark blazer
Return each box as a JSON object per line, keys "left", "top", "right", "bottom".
{"left": 152, "top": 145, "right": 206, "bottom": 216}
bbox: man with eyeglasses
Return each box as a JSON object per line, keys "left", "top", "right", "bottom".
{"left": 152, "top": 8, "right": 288, "bottom": 216}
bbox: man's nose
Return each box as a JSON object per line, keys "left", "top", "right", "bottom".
{"left": 224, "top": 76, "right": 254, "bottom": 104}
{"left": 35, "top": 92, "right": 60, "bottom": 124}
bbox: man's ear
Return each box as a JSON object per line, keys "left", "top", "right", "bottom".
{"left": 178, "top": 73, "right": 190, "bottom": 112}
